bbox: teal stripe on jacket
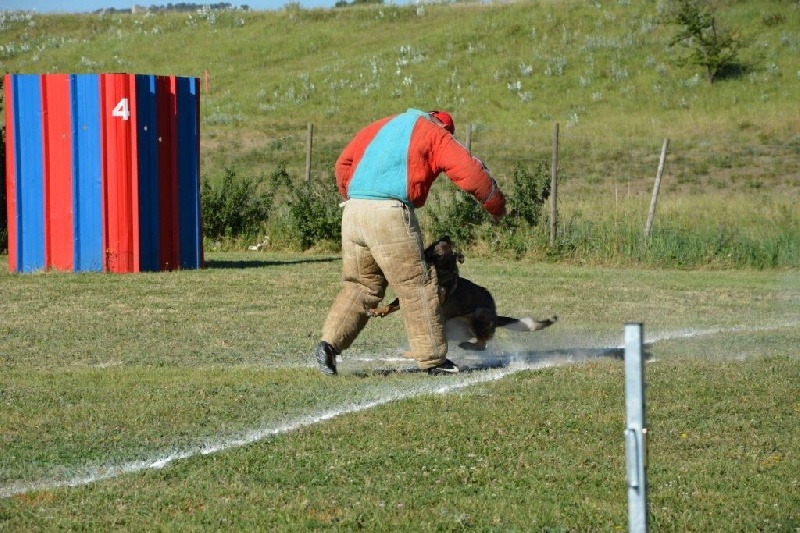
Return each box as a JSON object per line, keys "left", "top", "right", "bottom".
{"left": 347, "top": 109, "right": 426, "bottom": 205}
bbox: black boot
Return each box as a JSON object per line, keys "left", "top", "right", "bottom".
{"left": 427, "top": 358, "right": 460, "bottom": 376}
{"left": 315, "top": 341, "right": 338, "bottom": 376}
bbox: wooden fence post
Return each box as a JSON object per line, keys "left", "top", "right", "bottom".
{"left": 550, "top": 122, "right": 559, "bottom": 246}
{"left": 305, "top": 122, "right": 314, "bottom": 183}
{"left": 644, "top": 138, "right": 669, "bottom": 239}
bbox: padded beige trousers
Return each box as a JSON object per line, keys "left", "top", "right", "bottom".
{"left": 321, "top": 199, "right": 447, "bottom": 369}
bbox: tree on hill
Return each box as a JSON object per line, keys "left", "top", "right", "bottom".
{"left": 665, "top": 0, "right": 745, "bottom": 84}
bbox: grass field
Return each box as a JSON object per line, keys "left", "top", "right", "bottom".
{"left": 1, "top": 252, "right": 798, "bottom": 529}
{"left": 1, "top": 1, "right": 799, "bottom": 526}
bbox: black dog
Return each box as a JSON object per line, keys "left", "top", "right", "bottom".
{"left": 368, "top": 236, "right": 557, "bottom": 350}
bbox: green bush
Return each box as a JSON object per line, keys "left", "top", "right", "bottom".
{"left": 426, "top": 184, "right": 488, "bottom": 246}
{"left": 200, "top": 168, "right": 273, "bottom": 240}
{"left": 665, "top": 0, "right": 746, "bottom": 83}
{"left": 284, "top": 177, "right": 342, "bottom": 250}
{"left": 426, "top": 162, "right": 551, "bottom": 254}
{"left": 199, "top": 164, "right": 340, "bottom": 251}
{"left": 506, "top": 161, "right": 551, "bottom": 228}
{"left": 482, "top": 161, "right": 552, "bottom": 258}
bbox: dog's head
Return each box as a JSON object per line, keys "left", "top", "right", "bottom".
{"left": 424, "top": 236, "right": 464, "bottom": 279}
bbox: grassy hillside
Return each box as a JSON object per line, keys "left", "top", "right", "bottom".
{"left": 1, "top": 1, "right": 798, "bottom": 263}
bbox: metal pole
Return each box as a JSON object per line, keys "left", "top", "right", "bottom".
{"left": 624, "top": 323, "right": 648, "bottom": 533}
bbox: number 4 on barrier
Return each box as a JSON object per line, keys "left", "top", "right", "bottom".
{"left": 112, "top": 98, "right": 130, "bottom": 120}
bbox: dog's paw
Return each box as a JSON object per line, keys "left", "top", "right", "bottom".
{"left": 541, "top": 315, "right": 558, "bottom": 328}
{"left": 528, "top": 315, "right": 557, "bottom": 330}
{"left": 368, "top": 304, "right": 400, "bottom": 318}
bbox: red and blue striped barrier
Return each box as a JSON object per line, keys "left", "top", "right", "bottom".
{"left": 4, "top": 73, "right": 203, "bottom": 273}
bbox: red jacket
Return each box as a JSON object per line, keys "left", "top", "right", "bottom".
{"left": 335, "top": 109, "right": 505, "bottom": 218}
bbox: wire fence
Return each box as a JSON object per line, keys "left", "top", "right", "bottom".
{"left": 235, "top": 122, "right": 800, "bottom": 200}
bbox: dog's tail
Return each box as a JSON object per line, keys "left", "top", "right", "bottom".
{"left": 497, "top": 315, "right": 558, "bottom": 331}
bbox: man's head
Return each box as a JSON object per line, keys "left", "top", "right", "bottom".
{"left": 428, "top": 110, "right": 455, "bottom": 134}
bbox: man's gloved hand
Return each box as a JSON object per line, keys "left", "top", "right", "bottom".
{"left": 484, "top": 189, "right": 506, "bottom": 222}
{"left": 472, "top": 157, "right": 506, "bottom": 222}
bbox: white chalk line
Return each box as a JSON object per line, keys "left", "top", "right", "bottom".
{"left": 2, "top": 321, "right": 797, "bottom": 499}
{"left": 0, "top": 361, "right": 556, "bottom": 499}
{"left": 640, "top": 321, "right": 800, "bottom": 346}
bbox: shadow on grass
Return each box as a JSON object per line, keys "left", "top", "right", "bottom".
{"left": 204, "top": 257, "right": 340, "bottom": 270}
{"left": 715, "top": 61, "right": 750, "bottom": 82}
{"left": 353, "top": 344, "right": 653, "bottom": 377}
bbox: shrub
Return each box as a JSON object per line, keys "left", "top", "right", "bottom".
{"left": 426, "top": 161, "right": 551, "bottom": 255}
{"left": 426, "top": 183, "right": 488, "bottom": 246}
{"left": 482, "top": 161, "right": 552, "bottom": 258}
{"left": 199, "top": 164, "right": 341, "bottom": 251}
{"left": 284, "top": 177, "right": 342, "bottom": 250}
{"left": 506, "top": 160, "right": 551, "bottom": 228}
{"left": 200, "top": 167, "right": 273, "bottom": 240}
{"left": 665, "top": 0, "right": 745, "bottom": 83}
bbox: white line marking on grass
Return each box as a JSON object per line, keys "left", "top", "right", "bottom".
{"left": 0, "top": 361, "right": 557, "bottom": 499}
{"left": 642, "top": 322, "right": 800, "bottom": 346}
{"left": 3, "top": 322, "right": 797, "bottom": 499}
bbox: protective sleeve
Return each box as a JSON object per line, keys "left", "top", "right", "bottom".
{"left": 432, "top": 135, "right": 507, "bottom": 219}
